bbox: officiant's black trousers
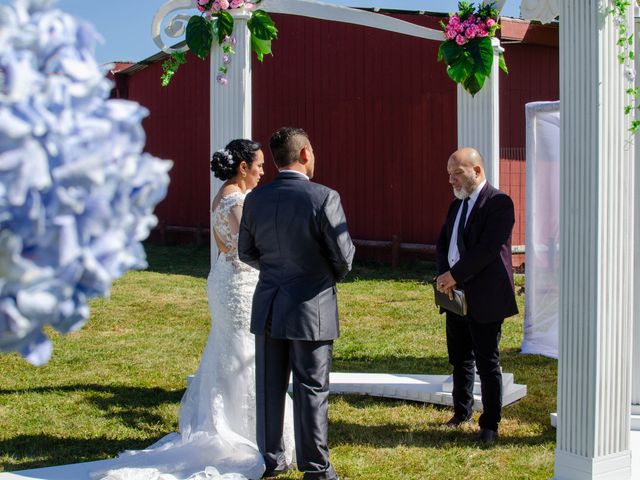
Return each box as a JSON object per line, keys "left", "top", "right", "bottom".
{"left": 255, "top": 334, "right": 338, "bottom": 480}
{"left": 446, "top": 313, "right": 503, "bottom": 432}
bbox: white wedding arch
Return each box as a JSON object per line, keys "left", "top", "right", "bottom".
{"left": 148, "top": 1, "right": 637, "bottom": 479}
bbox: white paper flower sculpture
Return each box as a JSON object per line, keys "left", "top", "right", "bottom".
{"left": 0, "top": 0, "right": 173, "bottom": 365}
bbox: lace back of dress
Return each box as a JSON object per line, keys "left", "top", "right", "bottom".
{"left": 212, "top": 192, "right": 251, "bottom": 271}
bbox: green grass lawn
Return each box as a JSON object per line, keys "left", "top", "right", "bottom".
{"left": 0, "top": 244, "right": 557, "bottom": 479}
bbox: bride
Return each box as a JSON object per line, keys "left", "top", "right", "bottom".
{"left": 94, "top": 140, "right": 295, "bottom": 480}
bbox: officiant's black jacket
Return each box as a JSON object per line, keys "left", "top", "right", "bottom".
{"left": 239, "top": 172, "right": 355, "bottom": 340}
{"left": 436, "top": 183, "right": 518, "bottom": 323}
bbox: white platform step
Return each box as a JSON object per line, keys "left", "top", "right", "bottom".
{"left": 329, "top": 372, "right": 527, "bottom": 411}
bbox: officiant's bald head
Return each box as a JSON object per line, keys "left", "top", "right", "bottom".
{"left": 447, "top": 147, "right": 486, "bottom": 200}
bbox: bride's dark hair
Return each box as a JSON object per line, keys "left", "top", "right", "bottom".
{"left": 211, "top": 139, "right": 261, "bottom": 181}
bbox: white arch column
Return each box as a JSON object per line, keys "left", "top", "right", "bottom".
{"left": 554, "top": 1, "right": 634, "bottom": 478}
{"left": 632, "top": 10, "right": 640, "bottom": 423}
{"left": 456, "top": 38, "right": 501, "bottom": 187}
{"left": 209, "top": 10, "right": 252, "bottom": 265}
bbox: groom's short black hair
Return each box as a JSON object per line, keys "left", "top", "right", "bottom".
{"left": 270, "top": 127, "right": 310, "bottom": 168}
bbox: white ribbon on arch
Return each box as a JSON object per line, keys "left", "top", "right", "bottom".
{"left": 259, "top": 0, "right": 443, "bottom": 41}
{"left": 151, "top": 0, "right": 447, "bottom": 54}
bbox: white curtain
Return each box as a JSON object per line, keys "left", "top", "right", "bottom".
{"left": 521, "top": 101, "right": 560, "bottom": 358}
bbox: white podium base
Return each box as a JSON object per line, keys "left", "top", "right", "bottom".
{"left": 550, "top": 413, "right": 640, "bottom": 479}
{"left": 328, "top": 371, "right": 527, "bottom": 411}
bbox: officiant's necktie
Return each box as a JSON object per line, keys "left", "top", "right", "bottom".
{"left": 457, "top": 198, "right": 469, "bottom": 257}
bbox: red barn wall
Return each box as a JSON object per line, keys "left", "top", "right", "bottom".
{"left": 119, "top": 13, "right": 559, "bottom": 260}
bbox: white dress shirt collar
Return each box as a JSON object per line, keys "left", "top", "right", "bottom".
{"left": 278, "top": 169, "right": 309, "bottom": 180}
{"left": 467, "top": 179, "right": 487, "bottom": 207}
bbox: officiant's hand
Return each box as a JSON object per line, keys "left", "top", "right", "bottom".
{"left": 436, "top": 271, "right": 457, "bottom": 300}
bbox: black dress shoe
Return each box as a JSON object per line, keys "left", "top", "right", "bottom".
{"left": 445, "top": 414, "right": 473, "bottom": 427}
{"left": 263, "top": 465, "right": 293, "bottom": 478}
{"left": 478, "top": 428, "right": 498, "bottom": 444}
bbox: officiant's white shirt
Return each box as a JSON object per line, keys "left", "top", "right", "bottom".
{"left": 448, "top": 179, "right": 486, "bottom": 267}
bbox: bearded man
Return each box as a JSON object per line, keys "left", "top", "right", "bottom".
{"left": 435, "top": 147, "right": 518, "bottom": 444}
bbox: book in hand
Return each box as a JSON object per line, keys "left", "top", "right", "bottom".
{"left": 432, "top": 280, "right": 467, "bottom": 317}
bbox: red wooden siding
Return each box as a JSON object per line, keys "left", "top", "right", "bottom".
{"left": 500, "top": 148, "right": 526, "bottom": 247}
{"left": 128, "top": 53, "right": 211, "bottom": 230}
{"left": 252, "top": 13, "right": 457, "bottom": 245}
{"left": 118, "top": 12, "right": 559, "bottom": 258}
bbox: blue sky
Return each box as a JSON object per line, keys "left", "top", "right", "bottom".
{"left": 47, "top": 0, "right": 521, "bottom": 64}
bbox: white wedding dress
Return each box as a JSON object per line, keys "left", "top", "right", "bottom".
{"left": 93, "top": 192, "right": 295, "bottom": 480}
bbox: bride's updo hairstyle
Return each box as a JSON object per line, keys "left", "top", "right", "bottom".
{"left": 210, "top": 139, "right": 261, "bottom": 181}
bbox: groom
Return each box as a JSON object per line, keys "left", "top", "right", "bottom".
{"left": 239, "top": 127, "right": 355, "bottom": 480}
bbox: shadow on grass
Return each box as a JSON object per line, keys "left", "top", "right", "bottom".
{"left": 143, "top": 244, "right": 211, "bottom": 278}
{"left": 0, "top": 435, "right": 161, "bottom": 471}
{"left": 342, "top": 260, "right": 437, "bottom": 283}
{"left": 0, "top": 384, "right": 184, "bottom": 470}
{"left": 331, "top": 395, "right": 555, "bottom": 449}
{"left": 0, "top": 383, "right": 183, "bottom": 433}
{"left": 142, "top": 243, "right": 438, "bottom": 282}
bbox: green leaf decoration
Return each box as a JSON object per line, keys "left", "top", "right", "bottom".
{"left": 160, "top": 51, "right": 187, "bottom": 87}
{"left": 463, "top": 70, "right": 487, "bottom": 96}
{"left": 165, "top": 8, "right": 279, "bottom": 86}
{"left": 438, "top": 40, "right": 464, "bottom": 65}
{"left": 214, "top": 10, "right": 234, "bottom": 44}
{"left": 447, "top": 53, "right": 474, "bottom": 84}
{"left": 248, "top": 10, "right": 278, "bottom": 40}
{"left": 186, "top": 16, "right": 213, "bottom": 60}
{"left": 499, "top": 52, "right": 508, "bottom": 74}
{"left": 251, "top": 36, "right": 272, "bottom": 62}
{"left": 466, "top": 37, "right": 493, "bottom": 77}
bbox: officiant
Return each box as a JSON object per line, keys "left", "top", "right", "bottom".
{"left": 434, "top": 147, "right": 518, "bottom": 444}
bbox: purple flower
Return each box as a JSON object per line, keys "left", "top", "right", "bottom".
{"left": 216, "top": 74, "right": 228, "bottom": 85}
{"left": 223, "top": 54, "right": 231, "bottom": 64}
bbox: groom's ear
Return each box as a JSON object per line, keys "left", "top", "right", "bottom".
{"left": 299, "top": 145, "right": 310, "bottom": 164}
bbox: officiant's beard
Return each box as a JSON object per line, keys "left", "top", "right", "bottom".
{"left": 453, "top": 187, "right": 468, "bottom": 200}
{"left": 453, "top": 176, "right": 476, "bottom": 200}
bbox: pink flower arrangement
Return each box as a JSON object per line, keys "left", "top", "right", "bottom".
{"left": 442, "top": 7, "right": 499, "bottom": 46}
{"left": 161, "top": 0, "right": 277, "bottom": 87}
{"left": 437, "top": 1, "right": 507, "bottom": 96}
{"left": 197, "top": 0, "right": 256, "bottom": 13}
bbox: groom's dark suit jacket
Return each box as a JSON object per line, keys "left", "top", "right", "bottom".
{"left": 436, "top": 182, "right": 518, "bottom": 323}
{"left": 239, "top": 172, "right": 355, "bottom": 340}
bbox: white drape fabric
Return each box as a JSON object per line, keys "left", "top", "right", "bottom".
{"left": 521, "top": 101, "right": 560, "bottom": 359}
{"left": 520, "top": 0, "right": 561, "bottom": 24}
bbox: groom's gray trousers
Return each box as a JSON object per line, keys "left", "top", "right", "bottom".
{"left": 255, "top": 334, "right": 337, "bottom": 480}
